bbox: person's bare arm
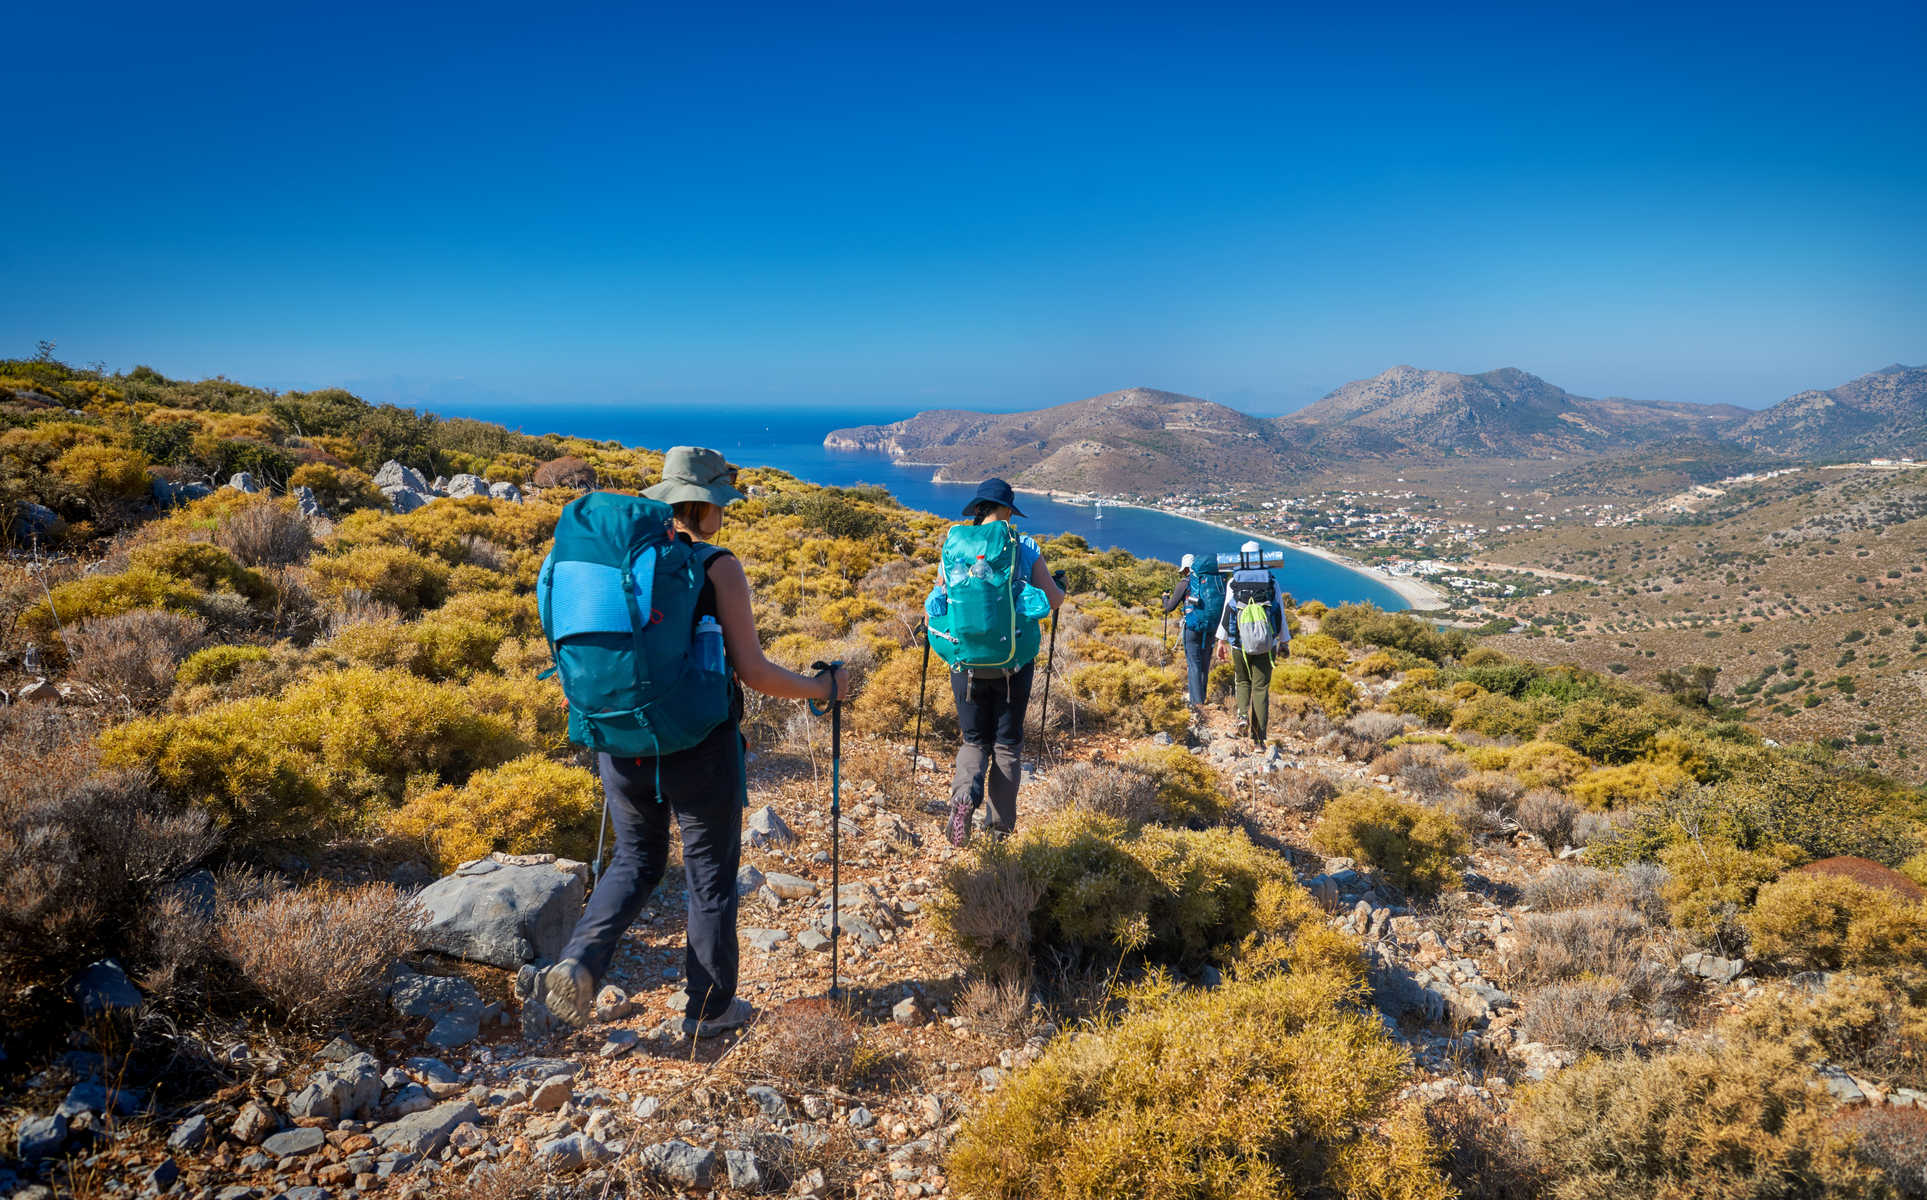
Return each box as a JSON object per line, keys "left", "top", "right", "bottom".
{"left": 709, "top": 555, "right": 850, "bottom": 701}
{"left": 1030, "top": 554, "right": 1066, "bottom": 612}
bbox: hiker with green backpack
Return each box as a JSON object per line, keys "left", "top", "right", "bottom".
{"left": 925, "top": 478, "right": 1065, "bottom": 847}
{"left": 533, "top": 447, "right": 854, "bottom": 1037}
{"left": 1220, "top": 540, "right": 1287, "bottom": 746}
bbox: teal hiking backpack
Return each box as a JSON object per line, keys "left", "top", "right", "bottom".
{"left": 926, "top": 520, "right": 1048, "bottom": 670}
{"left": 537, "top": 491, "right": 731, "bottom": 757}
{"left": 1184, "top": 554, "right": 1227, "bottom": 634}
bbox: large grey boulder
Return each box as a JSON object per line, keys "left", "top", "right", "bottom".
{"left": 71, "top": 959, "right": 143, "bottom": 1018}
{"left": 17, "top": 1113, "right": 68, "bottom": 1160}
{"left": 414, "top": 858, "right": 585, "bottom": 968}
{"left": 389, "top": 973, "right": 484, "bottom": 1049}
{"left": 226, "top": 472, "right": 261, "bottom": 494}
{"left": 292, "top": 485, "right": 323, "bottom": 517}
{"left": 385, "top": 486, "right": 432, "bottom": 514}
{"left": 15, "top": 501, "right": 63, "bottom": 540}
{"left": 373, "top": 461, "right": 432, "bottom": 495}
{"left": 371, "top": 1099, "right": 480, "bottom": 1157}
{"left": 487, "top": 480, "right": 523, "bottom": 503}
{"left": 288, "top": 1053, "right": 382, "bottom": 1122}
{"left": 445, "top": 474, "right": 487, "bottom": 498}
{"left": 639, "top": 1139, "right": 717, "bottom": 1188}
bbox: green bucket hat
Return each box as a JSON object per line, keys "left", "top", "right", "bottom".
{"left": 643, "top": 446, "right": 747, "bottom": 507}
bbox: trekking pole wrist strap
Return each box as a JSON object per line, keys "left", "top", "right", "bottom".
{"left": 808, "top": 659, "right": 843, "bottom": 715}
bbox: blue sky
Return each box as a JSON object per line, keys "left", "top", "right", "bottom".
{"left": 5, "top": 0, "right": 1922, "bottom": 414}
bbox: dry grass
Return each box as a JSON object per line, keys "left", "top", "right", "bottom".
{"left": 1514, "top": 788, "right": 1578, "bottom": 852}
{"left": 217, "top": 881, "right": 423, "bottom": 1028}
{"left": 1371, "top": 742, "right": 1470, "bottom": 802}
{"left": 1836, "top": 1106, "right": 1927, "bottom": 1199}
{"left": 1272, "top": 767, "right": 1339, "bottom": 813}
{"left": 959, "top": 972, "right": 1037, "bottom": 1040}
{"left": 1508, "top": 905, "right": 1655, "bottom": 984}
{"left": 66, "top": 609, "right": 206, "bottom": 707}
{"left": 753, "top": 996, "right": 861, "bottom": 1087}
{"left": 214, "top": 500, "right": 314, "bottom": 567}
{"left": 1524, "top": 864, "right": 1669, "bottom": 921}
{"left": 1038, "top": 760, "right": 1161, "bottom": 823}
{"left": 1520, "top": 979, "right": 1653, "bottom": 1054}
{"left": 1421, "top": 1093, "right": 1544, "bottom": 1200}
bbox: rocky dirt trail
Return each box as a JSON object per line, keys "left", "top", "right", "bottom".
{"left": 10, "top": 692, "right": 1915, "bottom": 1200}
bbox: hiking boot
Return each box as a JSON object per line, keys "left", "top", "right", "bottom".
{"left": 682, "top": 996, "right": 755, "bottom": 1039}
{"left": 541, "top": 958, "right": 596, "bottom": 1029}
{"left": 947, "top": 799, "right": 974, "bottom": 848}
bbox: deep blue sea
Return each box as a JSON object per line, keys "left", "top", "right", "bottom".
{"left": 459, "top": 403, "right": 1407, "bottom": 610}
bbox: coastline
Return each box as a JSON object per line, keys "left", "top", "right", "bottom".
{"left": 1134, "top": 504, "right": 1449, "bottom": 613}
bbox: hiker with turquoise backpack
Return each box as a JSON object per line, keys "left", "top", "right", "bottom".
{"left": 1162, "top": 552, "right": 1227, "bottom": 709}
{"left": 925, "top": 478, "right": 1065, "bottom": 847}
{"left": 1220, "top": 540, "right": 1287, "bottom": 746}
{"left": 533, "top": 447, "right": 853, "bottom": 1037}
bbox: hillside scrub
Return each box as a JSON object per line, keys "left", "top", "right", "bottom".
{"left": 934, "top": 810, "right": 1300, "bottom": 978}
{"left": 1515, "top": 1041, "right": 1883, "bottom": 1200}
{"left": 1313, "top": 790, "right": 1468, "bottom": 898}
{"left": 1741, "top": 872, "right": 1927, "bottom": 972}
{"left": 948, "top": 970, "right": 1453, "bottom": 1200}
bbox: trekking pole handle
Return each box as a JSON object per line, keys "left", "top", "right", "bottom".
{"left": 808, "top": 660, "right": 845, "bottom": 716}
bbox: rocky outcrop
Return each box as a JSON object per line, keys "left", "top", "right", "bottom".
{"left": 413, "top": 855, "right": 587, "bottom": 968}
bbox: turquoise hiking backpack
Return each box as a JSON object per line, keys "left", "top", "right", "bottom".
{"left": 926, "top": 520, "right": 1048, "bottom": 670}
{"left": 537, "top": 492, "right": 731, "bottom": 758}
{"left": 1184, "top": 554, "right": 1227, "bottom": 634}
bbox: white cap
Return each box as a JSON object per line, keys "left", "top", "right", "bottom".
{"left": 1179, "top": 553, "right": 1194, "bottom": 570}
{"left": 1241, "top": 540, "right": 1261, "bottom": 554}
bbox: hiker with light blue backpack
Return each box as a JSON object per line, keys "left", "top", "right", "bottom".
{"left": 924, "top": 478, "right": 1065, "bottom": 847}
{"left": 532, "top": 446, "right": 853, "bottom": 1037}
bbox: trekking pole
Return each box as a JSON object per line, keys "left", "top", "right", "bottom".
{"left": 911, "top": 621, "right": 932, "bottom": 774}
{"left": 1036, "top": 610, "right": 1061, "bottom": 746}
{"left": 809, "top": 661, "right": 845, "bottom": 1001}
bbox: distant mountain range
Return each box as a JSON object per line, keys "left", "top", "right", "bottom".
{"left": 823, "top": 364, "right": 1927, "bottom": 492}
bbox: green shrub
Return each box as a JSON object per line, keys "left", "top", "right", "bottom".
{"left": 1742, "top": 872, "right": 1927, "bottom": 971}
{"left": 175, "top": 644, "right": 273, "bottom": 688}
{"left": 287, "top": 463, "right": 387, "bottom": 514}
{"left": 1318, "top": 603, "right": 1468, "bottom": 664}
{"left": 1385, "top": 681, "right": 1455, "bottom": 727}
{"left": 129, "top": 540, "right": 275, "bottom": 604}
{"left": 19, "top": 568, "right": 203, "bottom": 650}
{"left": 1515, "top": 1042, "right": 1881, "bottom": 1200}
{"left": 1659, "top": 838, "right": 1803, "bottom": 948}
{"left": 1271, "top": 661, "right": 1358, "bottom": 719}
{"left": 1068, "top": 659, "right": 1190, "bottom": 738}
{"left": 948, "top": 970, "right": 1452, "bottom": 1200}
{"left": 310, "top": 544, "right": 451, "bottom": 613}
{"left": 1545, "top": 698, "right": 1665, "bottom": 765}
{"left": 1312, "top": 789, "right": 1467, "bottom": 897}
{"left": 100, "top": 667, "right": 528, "bottom": 841}
{"left": 934, "top": 810, "right": 1295, "bottom": 977}
{"left": 1723, "top": 973, "right": 1927, "bottom": 1092}
{"left": 1289, "top": 632, "right": 1348, "bottom": 670}
{"left": 1121, "top": 745, "right": 1232, "bottom": 825}
{"left": 1450, "top": 691, "right": 1541, "bottom": 740}
{"left": 387, "top": 755, "right": 601, "bottom": 871}
{"left": 1569, "top": 760, "right": 1690, "bottom": 810}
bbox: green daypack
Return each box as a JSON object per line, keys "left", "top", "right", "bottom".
{"left": 926, "top": 520, "right": 1046, "bottom": 671}
{"left": 537, "top": 491, "right": 731, "bottom": 757}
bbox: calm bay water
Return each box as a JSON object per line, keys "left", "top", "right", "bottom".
{"left": 460, "top": 403, "right": 1407, "bottom": 610}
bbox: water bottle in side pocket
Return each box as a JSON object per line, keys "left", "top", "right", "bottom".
{"left": 695, "top": 615, "right": 726, "bottom": 674}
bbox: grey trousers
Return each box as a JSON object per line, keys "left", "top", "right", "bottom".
{"left": 950, "top": 662, "right": 1034, "bottom": 834}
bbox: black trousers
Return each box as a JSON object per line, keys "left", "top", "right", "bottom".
{"left": 950, "top": 661, "right": 1035, "bottom": 834}
{"left": 559, "top": 722, "right": 743, "bottom": 1021}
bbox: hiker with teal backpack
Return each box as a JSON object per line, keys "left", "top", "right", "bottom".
{"left": 1163, "top": 552, "right": 1227, "bottom": 708}
{"left": 534, "top": 447, "right": 853, "bottom": 1036}
{"left": 1220, "top": 540, "right": 1287, "bottom": 746}
{"left": 926, "top": 479, "right": 1065, "bottom": 847}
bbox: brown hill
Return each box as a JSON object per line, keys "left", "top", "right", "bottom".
{"left": 1733, "top": 364, "right": 1927, "bottom": 458}
{"left": 1281, "top": 366, "right": 1747, "bottom": 457}
{"left": 824, "top": 387, "right": 1315, "bottom": 495}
